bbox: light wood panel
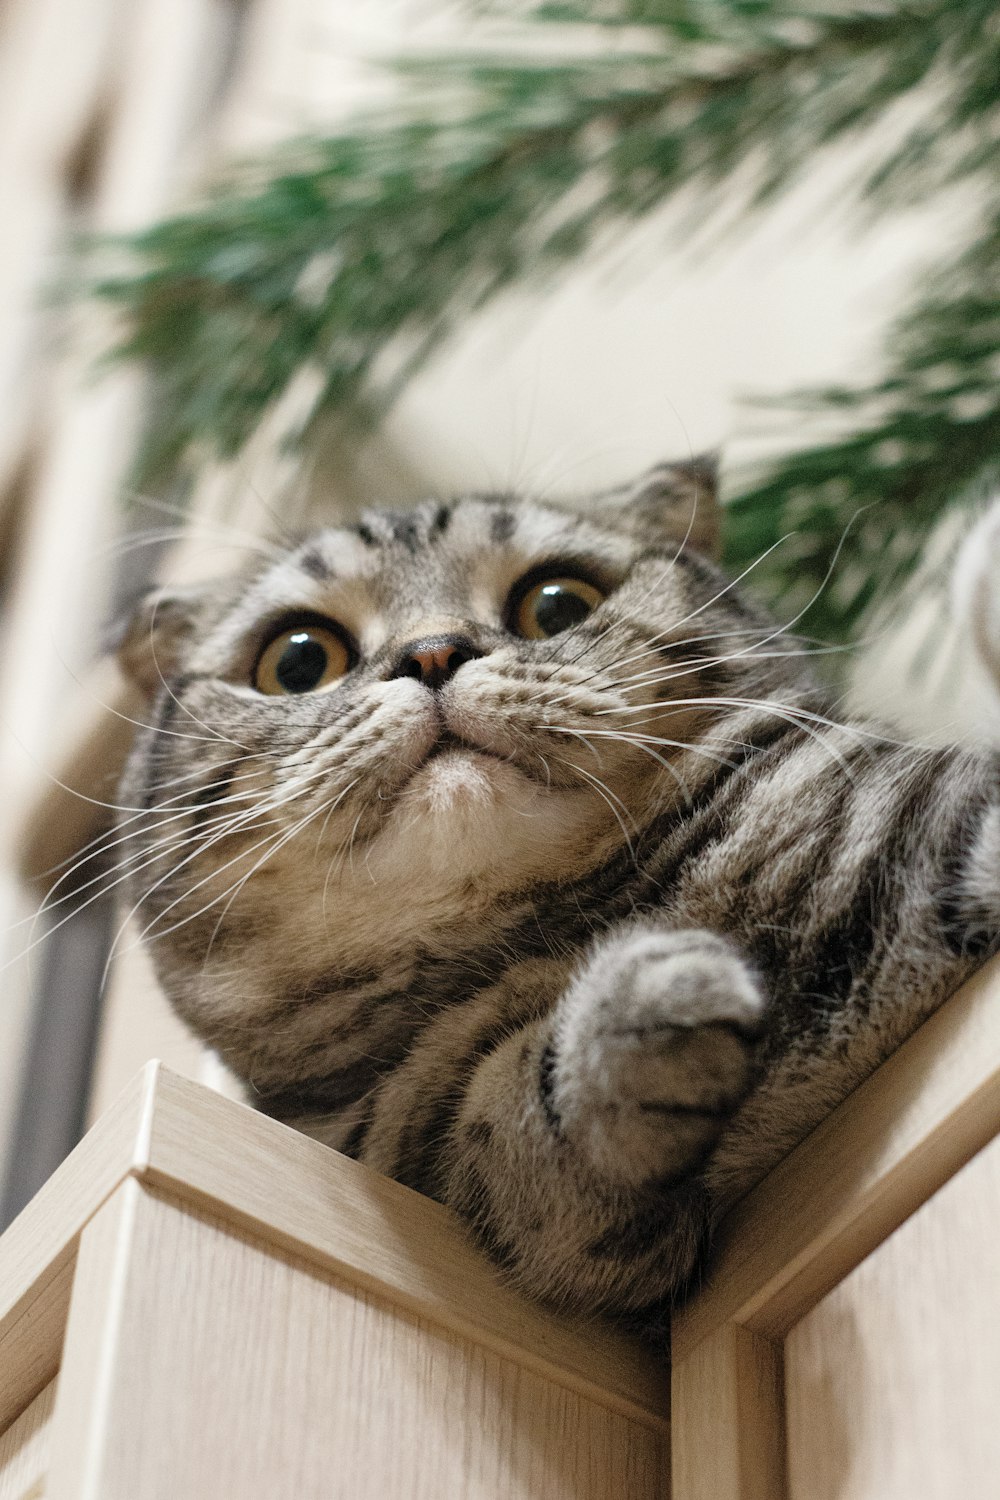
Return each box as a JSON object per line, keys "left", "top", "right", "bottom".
{"left": 673, "top": 952, "right": 1000, "bottom": 1360}
{"left": 0, "top": 1068, "right": 153, "bottom": 1433}
{"left": 0, "top": 1062, "right": 667, "bottom": 1438}
{"left": 0, "top": 0, "right": 236, "bottom": 1191}
{"left": 0, "top": 1380, "right": 55, "bottom": 1500}
{"left": 671, "top": 1324, "right": 783, "bottom": 1500}
{"left": 137, "top": 1067, "right": 669, "bottom": 1428}
{"left": 0, "top": 0, "right": 124, "bottom": 498}
{"left": 49, "top": 1180, "right": 666, "bottom": 1500}
{"left": 785, "top": 1129, "right": 1000, "bottom": 1500}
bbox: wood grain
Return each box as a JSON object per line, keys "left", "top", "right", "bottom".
{"left": 0, "top": 1380, "right": 55, "bottom": 1500}
{"left": 674, "top": 952, "right": 1000, "bottom": 1359}
{"left": 49, "top": 1180, "right": 667, "bottom": 1500}
{"left": 785, "top": 1129, "right": 1000, "bottom": 1500}
{"left": 671, "top": 1324, "right": 784, "bottom": 1500}
{"left": 138, "top": 1066, "right": 669, "bottom": 1430}
{"left": 0, "top": 1067, "right": 154, "bottom": 1432}
{"left": 0, "top": 1062, "right": 667, "bottom": 1438}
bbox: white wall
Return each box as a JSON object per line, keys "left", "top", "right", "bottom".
{"left": 233, "top": 2, "right": 959, "bottom": 516}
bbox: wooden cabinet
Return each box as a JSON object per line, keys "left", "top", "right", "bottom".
{"left": 0, "top": 1065, "right": 668, "bottom": 1500}
{"left": 671, "top": 954, "right": 1000, "bottom": 1500}
{"left": 785, "top": 1131, "right": 1000, "bottom": 1500}
{"left": 3, "top": 954, "right": 999, "bottom": 1499}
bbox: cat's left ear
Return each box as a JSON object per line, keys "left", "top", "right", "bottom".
{"left": 601, "top": 455, "right": 720, "bottom": 557}
{"left": 113, "top": 585, "right": 204, "bottom": 699}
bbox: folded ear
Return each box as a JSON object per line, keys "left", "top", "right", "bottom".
{"left": 113, "top": 585, "right": 204, "bottom": 699}
{"left": 598, "top": 455, "right": 720, "bottom": 557}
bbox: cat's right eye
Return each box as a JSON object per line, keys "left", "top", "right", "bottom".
{"left": 510, "top": 574, "right": 606, "bottom": 640}
{"left": 254, "top": 623, "right": 351, "bottom": 695}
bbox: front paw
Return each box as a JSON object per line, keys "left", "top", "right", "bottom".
{"left": 548, "top": 928, "right": 767, "bottom": 1187}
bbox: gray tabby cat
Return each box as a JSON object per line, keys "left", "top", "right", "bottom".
{"left": 115, "top": 460, "right": 999, "bottom": 1330}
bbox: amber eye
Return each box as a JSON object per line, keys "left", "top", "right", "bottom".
{"left": 512, "top": 576, "right": 606, "bottom": 640}
{"left": 254, "top": 623, "right": 351, "bottom": 695}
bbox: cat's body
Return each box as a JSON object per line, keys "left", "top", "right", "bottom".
{"left": 117, "top": 462, "right": 1000, "bottom": 1328}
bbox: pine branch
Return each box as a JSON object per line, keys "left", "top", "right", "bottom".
{"left": 88, "top": 0, "right": 998, "bottom": 506}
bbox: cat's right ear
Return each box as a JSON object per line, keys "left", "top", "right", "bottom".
{"left": 599, "top": 455, "right": 721, "bottom": 558}
{"left": 113, "top": 586, "right": 202, "bottom": 699}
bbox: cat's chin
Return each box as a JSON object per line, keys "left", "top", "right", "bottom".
{"left": 360, "top": 746, "right": 577, "bottom": 891}
{"left": 404, "top": 744, "right": 521, "bottom": 809}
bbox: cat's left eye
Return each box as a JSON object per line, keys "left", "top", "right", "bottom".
{"left": 511, "top": 575, "right": 606, "bottom": 640}
{"left": 254, "top": 623, "right": 351, "bottom": 695}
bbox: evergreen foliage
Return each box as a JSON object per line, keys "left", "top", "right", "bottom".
{"left": 89, "top": 1, "right": 1000, "bottom": 639}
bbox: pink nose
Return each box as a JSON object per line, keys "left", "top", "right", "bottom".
{"left": 392, "top": 635, "right": 481, "bottom": 690}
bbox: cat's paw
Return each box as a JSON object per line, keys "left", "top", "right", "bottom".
{"left": 547, "top": 928, "right": 767, "bottom": 1187}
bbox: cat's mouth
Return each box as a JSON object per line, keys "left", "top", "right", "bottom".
{"left": 419, "top": 728, "right": 513, "bottom": 770}
{"left": 409, "top": 722, "right": 551, "bottom": 790}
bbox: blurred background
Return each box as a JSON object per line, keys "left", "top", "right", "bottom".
{"left": 0, "top": 0, "right": 995, "bottom": 1226}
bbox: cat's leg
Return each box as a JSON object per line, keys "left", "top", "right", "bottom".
{"left": 441, "top": 924, "right": 768, "bottom": 1322}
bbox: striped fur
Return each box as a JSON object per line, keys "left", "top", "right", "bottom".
{"left": 115, "top": 462, "right": 1000, "bottom": 1329}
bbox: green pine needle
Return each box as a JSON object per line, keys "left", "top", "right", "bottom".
{"left": 86, "top": 0, "right": 1000, "bottom": 641}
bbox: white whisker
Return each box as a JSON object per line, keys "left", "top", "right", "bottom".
{"left": 551, "top": 754, "right": 637, "bottom": 864}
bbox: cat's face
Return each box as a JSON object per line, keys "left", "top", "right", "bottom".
{"left": 116, "top": 461, "right": 785, "bottom": 1062}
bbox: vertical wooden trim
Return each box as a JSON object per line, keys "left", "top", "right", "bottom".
{"left": 0, "top": 1379, "right": 56, "bottom": 1500}
{"left": 671, "top": 1323, "right": 785, "bottom": 1500}
{"left": 784, "top": 1130, "right": 1000, "bottom": 1500}
{"left": 673, "top": 955, "right": 1000, "bottom": 1359}
{"left": 46, "top": 1178, "right": 142, "bottom": 1500}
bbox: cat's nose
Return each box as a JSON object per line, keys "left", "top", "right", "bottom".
{"left": 391, "top": 634, "right": 483, "bottom": 690}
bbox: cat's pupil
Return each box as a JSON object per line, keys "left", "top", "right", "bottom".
{"left": 534, "top": 584, "right": 592, "bottom": 636}
{"left": 276, "top": 634, "right": 329, "bottom": 693}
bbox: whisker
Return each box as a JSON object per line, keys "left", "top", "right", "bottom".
{"left": 549, "top": 724, "right": 736, "bottom": 770}
{"left": 317, "top": 781, "right": 363, "bottom": 917}
{"left": 128, "top": 791, "right": 338, "bottom": 959}
{"left": 13, "top": 756, "right": 341, "bottom": 973}
{"left": 34, "top": 759, "right": 277, "bottom": 915}
{"left": 551, "top": 754, "right": 637, "bottom": 864}
{"left": 142, "top": 594, "right": 249, "bottom": 750}
{"left": 604, "top": 641, "right": 846, "bottom": 695}
{"left": 601, "top": 695, "right": 862, "bottom": 782}
{"left": 550, "top": 724, "right": 700, "bottom": 804}
{"left": 590, "top": 534, "right": 798, "bottom": 681}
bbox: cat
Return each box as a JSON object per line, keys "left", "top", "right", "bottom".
{"left": 114, "top": 458, "right": 1000, "bottom": 1330}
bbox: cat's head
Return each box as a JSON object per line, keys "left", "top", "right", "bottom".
{"left": 116, "top": 458, "right": 796, "bottom": 1065}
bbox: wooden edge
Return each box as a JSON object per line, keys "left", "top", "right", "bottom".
{"left": 0, "top": 1062, "right": 158, "bottom": 1430}
{"left": 671, "top": 1324, "right": 785, "bottom": 1500}
{"left": 137, "top": 1065, "right": 669, "bottom": 1431}
{"left": 0, "top": 1059, "right": 667, "bottom": 1431}
{"left": 0, "top": 1257, "right": 75, "bottom": 1436}
{"left": 673, "top": 955, "right": 1000, "bottom": 1361}
{"left": 45, "top": 1178, "right": 145, "bottom": 1499}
